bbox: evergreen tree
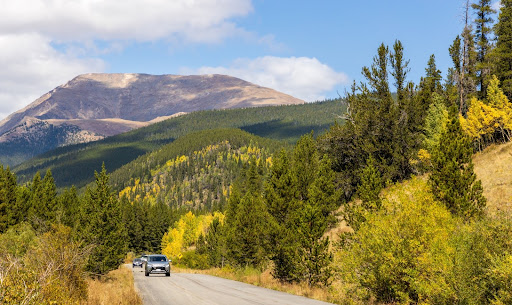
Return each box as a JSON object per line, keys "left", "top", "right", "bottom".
{"left": 472, "top": 0, "right": 496, "bottom": 98}
{"left": 40, "top": 170, "right": 58, "bottom": 224}
{"left": 429, "top": 112, "right": 486, "bottom": 220}
{"left": 449, "top": 36, "right": 463, "bottom": 108}
{"left": 13, "top": 185, "right": 31, "bottom": 226}
{"left": 266, "top": 135, "right": 339, "bottom": 285}
{"left": 390, "top": 41, "right": 418, "bottom": 180}
{"left": 345, "top": 156, "right": 383, "bottom": 231}
{"left": 203, "top": 218, "right": 225, "bottom": 267}
{"left": 27, "top": 172, "right": 42, "bottom": 222}
{"left": 462, "top": 14, "right": 478, "bottom": 106}
{"left": 264, "top": 149, "right": 300, "bottom": 282}
{"left": 0, "top": 166, "right": 17, "bottom": 233}
{"left": 422, "top": 93, "right": 450, "bottom": 155}
{"left": 295, "top": 202, "right": 333, "bottom": 287}
{"left": 418, "top": 54, "right": 443, "bottom": 114}
{"left": 320, "top": 42, "right": 416, "bottom": 200}
{"left": 356, "top": 156, "right": 383, "bottom": 210}
{"left": 56, "top": 186, "right": 79, "bottom": 228}
{"left": 449, "top": 1, "right": 478, "bottom": 116}
{"left": 77, "top": 164, "right": 128, "bottom": 275}
{"left": 295, "top": 155, "right": 339, "bottom": 286}
{"left": 27, "top": 171, "right": 58, "bottom": 231}
{"left": 390, "top": 40, "right": 410, "bottom": 104}
{"left": 493, "top": 0, "right": 512, "bottom": 97}
{"left": 120, "top": 196, "right": 143, "bottom": 253}
{"left": 225, "top": 159, "right": 269, "bottom": 267}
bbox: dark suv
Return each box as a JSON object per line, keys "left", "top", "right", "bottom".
{"left": 144, "top": 254, "right": 171, "bottom": 277}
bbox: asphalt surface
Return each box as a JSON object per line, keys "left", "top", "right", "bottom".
{"left": 131, "top": 266, "right": 333, "bottom": 305}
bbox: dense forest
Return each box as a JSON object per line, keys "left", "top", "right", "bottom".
{"left": 12, "top": 99, "right": 343, "bottom": 189}
{"left": 2, "top": 1, "right": 512, "bottom": 304}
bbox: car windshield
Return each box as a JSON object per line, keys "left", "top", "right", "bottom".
{"left": 149, "top": 256, "right": 167, "bottom": 262}
{"left": 134, "top": 258, "right": 141, "bottom": 262}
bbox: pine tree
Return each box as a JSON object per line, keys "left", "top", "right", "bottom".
{"left": 422, "top": 93, "right": 450, "bottom": 154}
{"left": 28, "top": 171, "right": 58, "bottom": 231}
{"left": 296, "top": 155, "right": 339, "bottom": 286}
{"left": 264, "top": 149, "right": 300, "bottom": 282}
{"left": 56, "top": 186, "right": 79, "bottom": 227}
{"left": 472, "top": 0, "right": 496, "bottom": 98}
{"left": 0, "top": 166, "right": 17, "bottom": 233}
{"left": 390, "top": 40, "right": 418, "bottom": 180}
{"left": 462, "top": 7, "right": 478, "bottom": 106}
{"left": 320, "top": 42, "right": 415, "bottom": 200}
{"left": 356, "top": 155, "right": 383, "bottom": 210}
{"left": 77, "top": 164, "right": 128, "bottom": 275}
{"left": 40, "top": 170, "right": 58, "bottom": 224}
{"left": 449, "top": 1, "right": 478, "bottom": 115}
{"left": 493, "top": 0, "right": 512, "bottom": 97}
{"left": 418, "top": 54, "right": 443, "bottom": 114}
{"left": 12, "top": 185, "right": 31, "bottom": 226}
{"left": 27, "top": 172, "right": 42, "bottom": 222}
{"left": 345, "top": 156, "right": 383, "bottom": 231}
{"left": 362, "top": 43, "right": 391, "bottom": 101}
{"left": 225, "top": 159, "right": 269, "bottom": 267}
{"left": 390, "top": 40, "right": 410, "bottom": 104}
{"left": 203, "top": 217, "right": 225, "bottom": 267}
{"left": 266, "top": 135, "right": 339, "bottom": 285}
{"left": 449, "top": 36, "right": 463, "bottom": 108}
{"left": 429, "top": 112, "right": 486, "bottom": 220}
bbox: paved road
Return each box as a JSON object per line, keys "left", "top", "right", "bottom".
{"left": 131, "top": 266, "right": 333, "bottom": 305}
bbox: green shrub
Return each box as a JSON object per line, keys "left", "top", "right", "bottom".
{"left": 177, "top": 251, "right": 209, "bottom": 269}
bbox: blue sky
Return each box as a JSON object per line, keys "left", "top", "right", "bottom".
{"left": 0, "top": 0, "right": 502, "bottom": 120}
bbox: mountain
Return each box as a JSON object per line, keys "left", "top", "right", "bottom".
{"left": 13, "top": 99, "right": 344, "bottom": 189}
{"left": 0, "top": 73, "right": 304, "bottom": 166}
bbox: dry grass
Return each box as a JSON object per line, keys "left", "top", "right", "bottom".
{"left": 173, "top": 266, "right": 335, "bottom": 303}
{"left": 473, "top": 141, "right": 512, "bottom": 215}
{"left": 82, "top": 266, "right": 142, "bottom": 305}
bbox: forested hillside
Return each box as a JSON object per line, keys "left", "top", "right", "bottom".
{"left": 3, "top": 1, "right": 512, "bottom": 304}
{"left": 13, "top": 99, "right": 342, "bottom": 189}
{"left": 113, "top": 128, "right": 282, "bottom": 212}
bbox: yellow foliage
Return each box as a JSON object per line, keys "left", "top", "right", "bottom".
{"left": 417, "top": 148, "right": 431, "bottom": 162}
{"left": 161, "top": 212, "right": 225, "bottom": 261}
{"left": 461, "top": 76, "right": 512, "bottom": 146}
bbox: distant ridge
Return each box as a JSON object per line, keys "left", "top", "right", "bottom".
{"left": 0, "top": 73, "right": 304, "bottom": 166}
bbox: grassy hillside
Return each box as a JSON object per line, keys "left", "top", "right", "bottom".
{"left": 473, "top": 141, "right": 512, "bottom": 214}
{"left": 13, "top": 99, "right": 343, "bottom": 188}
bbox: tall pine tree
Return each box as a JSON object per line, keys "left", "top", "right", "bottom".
{"left": 472, "top": 0, "right": 496, "bottom": 98}
{"left": 429, "top": 111, "right": 486, "bottom": 220}
{"left": 0, "top": 166, "right": 17, "bottom": 233}
{"left": 77, "top": 164, "right": 128, "bottom": 275}
{"left": 493, "top": 0, "right": 512, "bottom": 97}
{"left": 266, "top": 135, "right": 339, "bottom": 285}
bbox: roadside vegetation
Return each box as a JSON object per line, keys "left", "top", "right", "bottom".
{"left": 2, "top": 1, "right": 512, "bottom": 304}
{"left": 84, "top": 266, "right": 142, "bottom": 305}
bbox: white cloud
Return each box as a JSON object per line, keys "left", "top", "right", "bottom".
{"left": 492, "top": 1, "right": 502, "bottom": 11}
{"left": 184, "top": 56, "right": 349, "bottom": 102}
{"left": 0, "top": 0, "right": 255, "bottom": 120}
{"left": 0, "top": 0, "right": 253, "bottom": 43}
{"left": 0, "top": 33, "right": 105, "bottom": 119}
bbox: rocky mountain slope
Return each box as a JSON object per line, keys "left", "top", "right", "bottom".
{"left": 0, "top": 73, "right": 304, "bottom": 166}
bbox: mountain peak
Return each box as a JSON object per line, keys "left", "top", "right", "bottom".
{"left": 0, "top": 73, "right": 304, "bottom": 166}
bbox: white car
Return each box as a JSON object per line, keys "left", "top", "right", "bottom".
{"left": 144, "top": 254, "right": 171, "bottom": 277}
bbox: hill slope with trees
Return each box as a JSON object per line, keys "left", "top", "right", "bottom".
{"left": 13, "top": 99, "right": 343, "bottom": 189}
